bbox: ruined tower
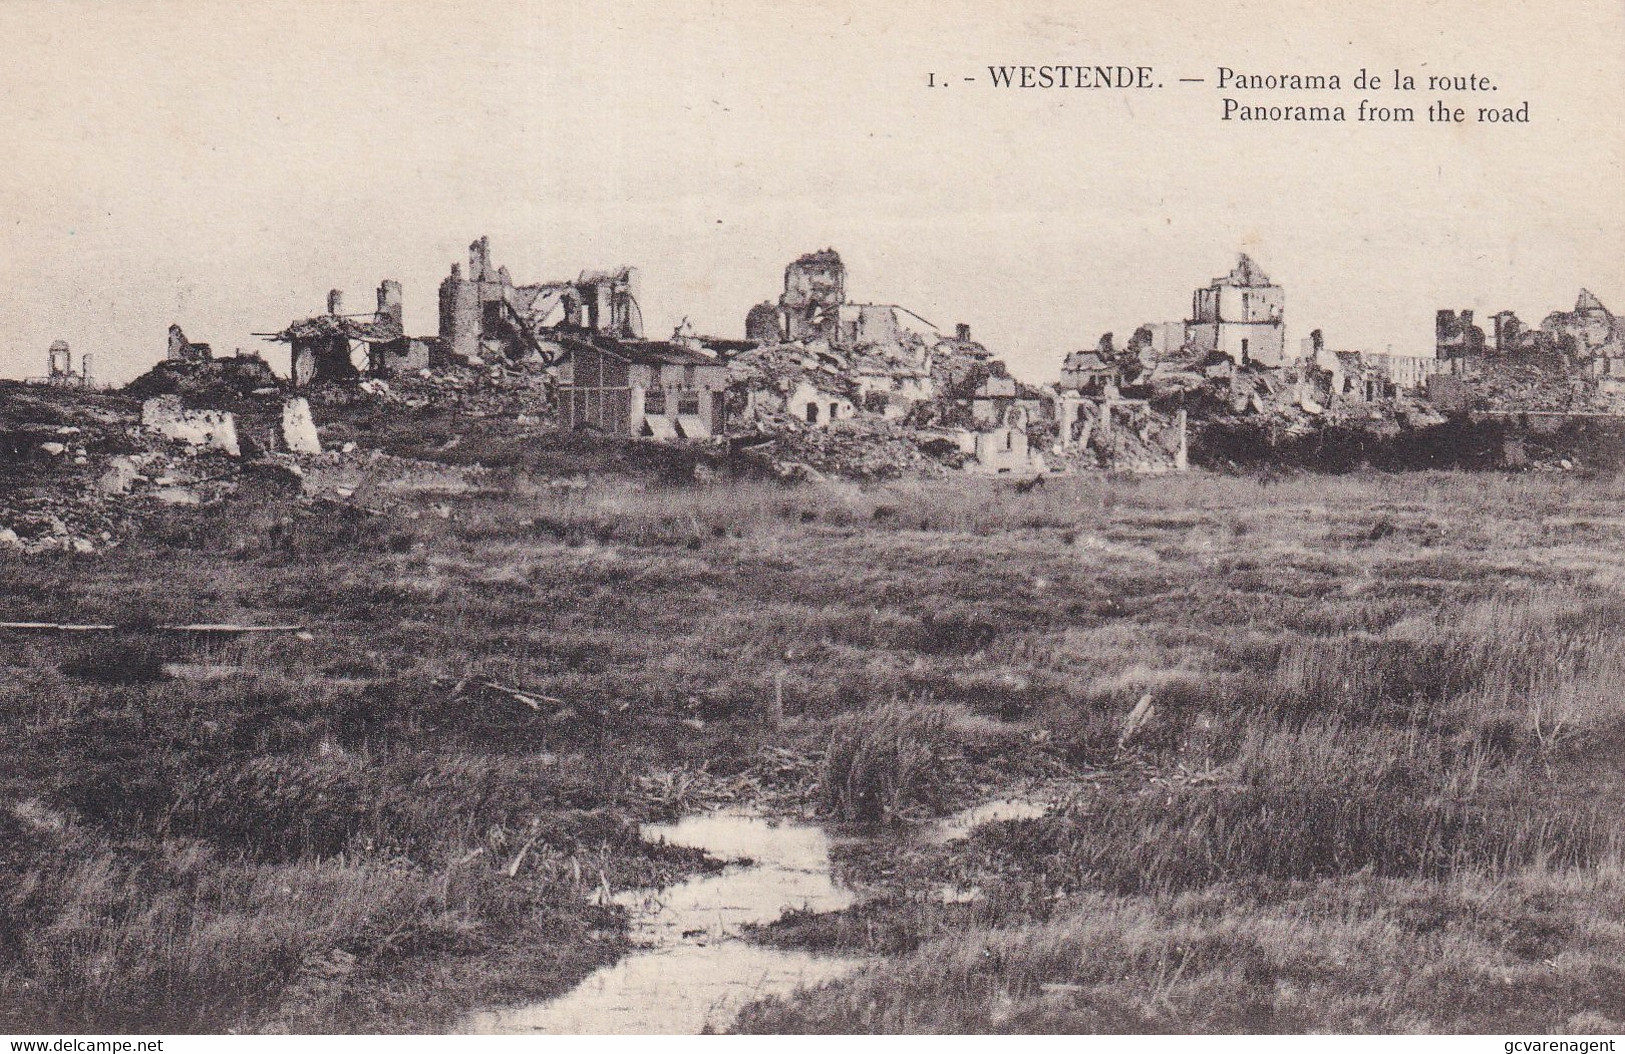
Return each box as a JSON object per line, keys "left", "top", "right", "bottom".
{"left": 779, "top": 249, "right": 847, "bottom": 344}
{"left": 1186, "top": 253, "right": 1286, "bottom": 367}
{"left": 47, "top": 340, "right": 71, "bottom": 379}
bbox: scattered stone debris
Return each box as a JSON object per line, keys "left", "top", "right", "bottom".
{"left": 97, "top": 456, "right": 141, "bottom": 495}
{"left": 739, "top": 418, "right": 951, "bottom": 481}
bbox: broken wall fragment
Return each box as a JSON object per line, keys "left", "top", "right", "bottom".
{"left": 280, "top": 397, "right": 322, "bottom": 454}
{"left": 141, "top": 395, "right": 241, "bottom": 456}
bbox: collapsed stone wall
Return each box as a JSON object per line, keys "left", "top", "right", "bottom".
{"left": 142, "top": 395, "right": 240, "bottom": 456}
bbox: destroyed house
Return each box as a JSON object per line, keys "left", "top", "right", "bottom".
{"left": 754, "top": 249, "right": 941, "bottom": 360}
{"left": 439, "top": 236, "right": 643, "bottom": 365}
{"left": 268, "top": 285, "right": 414, "bottom": 387}
{"left": 833, "top": 303, "right": 937, "bottom": 355}
{"left": 561, "top": 338, "right": 728, "bottom": 439}
{"left": 1058, "top": 350, "right": 1121, "bottom": 395}
{"left": 1330, "top": 351, "right": 1385, "bottom": 403}
{"left": 1543, "top": 289, "right": 1625, "bottom": 363}
{"left": 1434, "top": 293, "right": 1625, "bottom": 371}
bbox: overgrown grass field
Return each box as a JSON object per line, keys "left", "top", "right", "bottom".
{"left": 4, "top": 459, "right": 1623, "bottom": 1032}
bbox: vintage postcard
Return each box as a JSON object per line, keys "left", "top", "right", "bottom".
{"left": 1, "top": 0, "right": 1622, "bottom": 1044}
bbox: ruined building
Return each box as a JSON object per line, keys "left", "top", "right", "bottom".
{"left": 1436, "top": 309, "right": 1487, "bottom": 364}
{"left": 1302, "top": 328, "right": 1438, "bottom": 397}
{"left": 748, "top": 248, "right": 939, "bottom": 358}
{"left": 732, "top": 248, "right": 950, "bottom": 425}
{"left": 363, "top": 280, "right": 435, "bottom": 377}
{"left": 965, "top": 404, "right": 1045, "bottom": 475}
{"left": 42, "top": 340, "right": 92, "bottom": 388}
{"left": 269, "top": 284, "right": 413, "bottom": 387}
{"left": 167, "top": 325, "right": 212, "bottom": 362}
{"left": 1435, "top": 291, "right": 1625, "bottom": 375}
{"left": 1490, "top": 310, "right": 1525, "bottom": 355}
{"left": 1187, "top": 254, "right": 1286, "bottom": 367}
{"left": 262, "top": 236, "right": 646, "bottom": 386}
{"left": 1543, "top": 290, "right": 1625, "bottom": 366}
{"left": 438, "top": 236, "right": 643, "bottom": 365}
{"left": 47, "top": 340, "right": 71, "bottom": 379}
{"left": 774, "top": 249, "right": 847, "bottom": 344}
{"left": 1136, "top": 322, "right": 1187, "bottom": 361}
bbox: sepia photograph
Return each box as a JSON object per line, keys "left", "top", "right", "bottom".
{"left": 1, "top": 0, "right": 1623, "bottom": 1043}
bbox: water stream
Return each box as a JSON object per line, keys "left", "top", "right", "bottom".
{"left": 460, "top": 797, "right": 1054, "bottom": 1034}
{"left": 919, "top": 797, "right": 1051, "bottom": 844}
{"left": 459, "top": 811, "right": 863, "bottom": 1035}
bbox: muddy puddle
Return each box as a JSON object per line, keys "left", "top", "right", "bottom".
{"left": 459, "top": 811, "right": 864, "bottom": 1035}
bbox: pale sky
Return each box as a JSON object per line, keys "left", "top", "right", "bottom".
{"left": 1, "top": 0, "right": 1620, "bottom": 383}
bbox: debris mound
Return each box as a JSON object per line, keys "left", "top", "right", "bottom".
{"left": 126, "top": 355, "right": 281, "bottom": 402}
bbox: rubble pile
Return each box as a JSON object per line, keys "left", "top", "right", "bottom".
{"left": 1456, "top": 358, "right": 1610, "bottom": 414}
{"left": 1150, "top": 360, "right": 1440, "bottom": 439}
{"left": 743, "top": 418, "right": 952, "bottom": 481}
{"left": 1079, "top": 406, "right": 1185, "bottom": 474}
{"left": 726, "top": 342, "right": 862, "bottom": 424}
{"left": 291, "top": 447, "right": 493, "bottom": 506}
{"left": 126, "top": 354, "right": 280, "bottom": 401}
{"left": 313, "top": 365, "right": 555, "bottom": 421}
